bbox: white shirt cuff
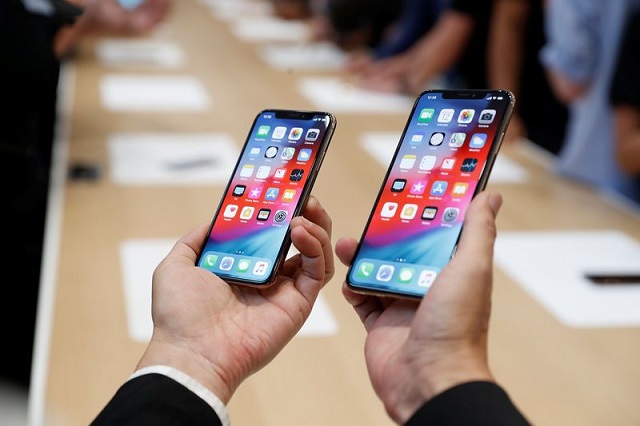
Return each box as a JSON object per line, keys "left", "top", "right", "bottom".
{"left": 129, "top": 365, "right": 231, "bottom": 426}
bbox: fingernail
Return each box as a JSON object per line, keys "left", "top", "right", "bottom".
{"left": 487, "top": 191, "right": 503, "bottom": 215}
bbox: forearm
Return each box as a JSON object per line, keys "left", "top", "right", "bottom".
{"left": 613, "top": 105, "right": 640, "bottom": 175}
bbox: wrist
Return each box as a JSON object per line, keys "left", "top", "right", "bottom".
{"left": 136, "top": 337, "right": 238, "bottom": 404}
{"left": 389, "top": 347, "right": 494, "bottom": 424}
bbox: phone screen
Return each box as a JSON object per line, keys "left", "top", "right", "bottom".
{"left": 347, "top": 89, "right": 514, "bottom": 299}
{"left": 197, "top": 109, "right": 336, "bottom": 286}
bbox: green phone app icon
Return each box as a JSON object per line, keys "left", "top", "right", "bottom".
{"left": 257, "top": 125, "right": 271, "bottom": 137}
{"left": 356, "top": 262, "right": 374, "bottom": 278}
{"left": 204, "top": 253, "right": 218, "bottom": 268}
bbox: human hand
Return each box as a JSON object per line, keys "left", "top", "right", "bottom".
{"left": 55, "top": 0, "right": 171, "bottom": 57}
{"left": 136, "top": 195, "right": 334, "bottom": 404}
{"left": 335, "top": 191, "right": 502, "bottom": 424}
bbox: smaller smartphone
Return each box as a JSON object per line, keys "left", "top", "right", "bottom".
{"left": 197, "top": 109, "right": 336, "bottom": 287}
{"left": 346, "top": 89, "right": 515, "bottom": 299}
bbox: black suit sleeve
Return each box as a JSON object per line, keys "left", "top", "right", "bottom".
{"left": 405, "top": 381, "right": 530, "bottom": 426}
{"left": 91, "top": 374, "right": 223, "bottom": 426}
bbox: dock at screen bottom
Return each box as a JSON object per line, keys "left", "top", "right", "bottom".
{"left": 200, "top": 251, "right": 272, "bottom": 278}
{"left": 352, "top": 259, "right": 439, "bottom": 294}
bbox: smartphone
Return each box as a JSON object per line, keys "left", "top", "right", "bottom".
{"left": 346, "top": 89, "right": 515, "bottom": 299}
{"left": 196, "top": 109, "right": 336, "bottom": 287}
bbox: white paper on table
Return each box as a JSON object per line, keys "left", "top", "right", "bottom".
{"left": 495, "top": 230, "right": 640, "bottom": 327}
{"left": 120, "top": 240, "right": 338, "bottom": 342}
{"left": 298, "top": 77, "right": 414, "bottom": 113}
{"left": 108, "top": 133, "right": 238, "bottom": 185}
{"left": 203, "top": 0, "right": 273, "bottom": 21}
{"left": 96, "top": 39, "right": 185, "bottom": 68}
{"left": 100, "top": 75, "right": 211, "bottom": 112}
{"left": 258, "top": 42, "right": 348, "bottom": 71}
{"left": 230, "top": 16, "right": 311, "bottom": 43}
{"left": 359, "top": 132, "right": 528, "bottom": 183}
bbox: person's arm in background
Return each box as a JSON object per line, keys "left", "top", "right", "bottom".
{"left": 488, "top": 0, "right": 528, "bottom": 145}
{"left": 539, "top": 0, "right": 600, "bottom": 104}
{"left": 54, "top": 0, "right": 171, "bottom": 59}
{"left": 335, "top": 191, "right": 531, "bottom": 425}
{"left": 354, "top": 8, "right": 476, "bottom": 95}
{"left": 610, "top": 8, "right": 640, "bottom": 176}
{"left": 92, "top": 196, "right": 334, "bottom": 425}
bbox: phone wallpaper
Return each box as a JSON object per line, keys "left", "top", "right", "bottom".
{"left": 198, "top": 112, "right": 331, "bottom": 284}
{"left": 349, "top": 92, "right": 510, "bottom": 297}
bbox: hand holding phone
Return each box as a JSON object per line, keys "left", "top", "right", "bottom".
{"left": 197, "top": 109, "right": 336, "bottom": 287}
{"left": 346, "top": 89, "right": 515, "bottom": 299}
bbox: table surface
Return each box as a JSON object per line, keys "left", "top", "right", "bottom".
{"left": 31, "top": 1, "right": 640, "bottom": 425}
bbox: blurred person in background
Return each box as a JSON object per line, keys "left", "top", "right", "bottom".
{"left": 487, "top": 0, "right": 568, "bottom": 155}
{"left": 540, "top": 0, "right": 640, "bottom": 204}
{"left": 0, "top": 0, "right": 171, "bottom": 391}
{"left": 609, "top": 7, "right": 640, "bottom": 187}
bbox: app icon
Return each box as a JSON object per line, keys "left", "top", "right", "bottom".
{"left": 400, "top": 154, "right": 417, "bottom": 169}
{"left": 461, "top": 158, "right": 478, "bottom": 172}
{"left": 391, "top": 179, "right": 407, "bottom": 192}
{"left": 240, "top": 206, "right": 255, "bottom": 219}
{"left": 356, "top": 262, "right": 374, "bottom": 278}
{"left": 376, "top": 265, "right": 395, "bottom": 282}
{"left": 381, "top": 202, "right": 398, "bottom": 218}
{"left": 290, "top": 169, "right": 304, "bottom": 181}
{"left": 256, "top": 166, "right": 271, "bottom": 179}
{"left": 281, "top": 147, "right": 295, "bottom": 160}
{"left": 297, "top": 148, "right": 312, "bottom": 161}
{"left": 282, "top": 189, "right": 296, "bottom": 202}
{"left": 273, "top": 126, "right": 287, "bottom": 139}
{"left": 457, "top": 109, "right": 475, "bottom": 123}
{"left": 401, "top": 204, "right": 418, "bottom": 220}
{"left": 430, "top": 181, "right": 448, "bottom": 197}
{"left": 253, "top": 261, "right": 268, "bottom": 276}
{"left": 223, "top": 204, "right": 238, "bottom": 218}
{"left": 219, "top": 256, "right": 234, "bottom": 271}
{"left": 249, "top": 147, "right": 260, "bottom": 155}
{"left": 240, "top": 164, "right": 254, "bottom": 178}
{"left": 438, "top": 109, "right": 455, "bottom": 123}
{"left": 470, "top": 133, "right": 487, "bottom": 148}
{"left": 451, "top": 182, "right": 469, "bottom": 197}
{"left": 429, "top": 132, "right": 445, "bottom": 146}
{"left": 441, "top": 158, "right": 456, "bottom": 170}
{"left": 274, "top": 168, "right": 286, "bottom": 179}
{"left": 203, "top": 253, "right": 218, "bottom": 268}
{"left": 289, "top": 127, "right": 303, "bottom": 140}
{"left": 410, "top": 180, "right": 427, "bottom": 195}
{"left": 410, "top": 133, "right": 424, "bottom": 144}
{"left": 442, "top": 207, "right": 460, "bottom": 222}
{"left": 419, "top": 155, "right": 437, "bottom": 170}
{"left": 257, "top": 125, "right": 270, "bottom": 137}
{"left": 257, "top": 208, "right": 271, "bottom": 221}
{"left": 449, "top": 132, "right": 466, "bottom": 147}
{"left": 264, "top": 187, "right": 279, "bottom": 200}
{"left": 398, "top": 267, "right": 415, "bottom": 283}
{"left": 418, "top": 108, "right": 435, "bottom": 123}
{"left": 274, "top": 210, "right": 288, "bottom": 223}
{"left": 248, "top": 187, "right": 263, "bottom": 199}
{"left": 478, "top": 109, "right": 496, "bottom": 124}
{"left": 422, "top": 206, "right": 438, "bottom": 220}
{"left": 232, "top": 185, "right": 246, "bottom": 197}
{"left": 265, "top": 146, "right": 278, "bottom": 158}
{"left": 418, "top": 270, "right": 437, "bottom": 288}
{"left": 305, "top": 128, "right": 319, "bottom": 141}
{"left": 236, "top": 259, "right": 251, "bottom": 272}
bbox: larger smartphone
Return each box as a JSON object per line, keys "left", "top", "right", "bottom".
{"left": 347, "top": 89, "right": 515, "bottom": 299}
{"left": 197, "top": 109, "right": 336, "bottom": 287}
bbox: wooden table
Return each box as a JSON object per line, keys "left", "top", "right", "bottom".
{"left": 30, "top": 1, "right": 640, "bottom": 425}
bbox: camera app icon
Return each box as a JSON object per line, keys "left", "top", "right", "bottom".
{"left": 478, "top": 109, "right": 496, "bottom": 124}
